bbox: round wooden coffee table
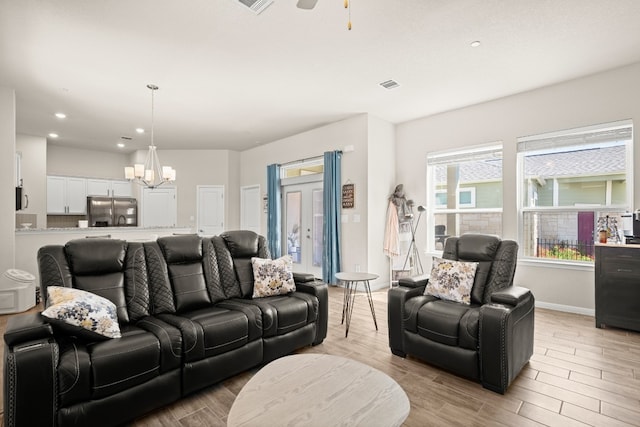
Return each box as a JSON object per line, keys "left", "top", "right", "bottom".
{"left": 227, "top": 354, "right": 410, "bottom": 427}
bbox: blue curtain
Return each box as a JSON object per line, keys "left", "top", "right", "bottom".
{"left": 267, "top": 164, "right": 281, "bottom": 258}
{"left": 322, "top": 151, "right": 342, "bottom": 284}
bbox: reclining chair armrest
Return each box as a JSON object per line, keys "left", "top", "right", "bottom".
{"left": 388, "top": 285, "right": 426, "bottom": 357}
{"left": 491, "top": 286, "right": 531, "bottom": 306}
{"left": 4, "top": 335, "right": 59, "bottom": 427}
{"left": 479, "top": 291, "right": 535, "bottom": 394}
{"left": 398, "top": 274, "right": 429, "bottom": 289}
{"left": 295, "top": 277, "right": 328, "bottom": 345}
{"left": 4, "top": 313, "right": 53, "bottom": 347}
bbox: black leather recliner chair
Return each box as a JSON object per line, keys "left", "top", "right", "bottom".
{"left": 388, "top": 233, "right": 534, "bottom": 393}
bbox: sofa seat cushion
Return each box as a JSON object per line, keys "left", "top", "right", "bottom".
{"left": 231, "top": 292, "right": 318, "bottom": 338}
{"left": 86, "top": 325, "right": 161, "bottom": 400}
{"left": 183, "top": 306, "right": 260, "bottom": 358}
{"left": 416, "top": 300, "right": 480, "bottom": 350}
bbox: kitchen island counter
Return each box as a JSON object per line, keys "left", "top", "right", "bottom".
{"left": 15, "top": 226, "right": 193, "bottom": 284}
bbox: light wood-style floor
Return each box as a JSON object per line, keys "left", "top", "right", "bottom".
{"left": 2, "top": 286, "right": 640, "bottom": 426}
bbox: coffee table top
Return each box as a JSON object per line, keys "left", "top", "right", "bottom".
{"left": 227, "top": 354, "right": 409, "bottom": 427}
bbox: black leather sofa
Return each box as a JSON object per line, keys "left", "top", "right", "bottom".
{"left": 388, "top": 234, "right": 534, "bottom": 393}
{"left": 3, "top": 231, "right": 327, "bottom": 427}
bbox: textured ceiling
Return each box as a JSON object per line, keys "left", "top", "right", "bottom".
{"left": 1, "top": 0, "right": 640, "bottom": 153}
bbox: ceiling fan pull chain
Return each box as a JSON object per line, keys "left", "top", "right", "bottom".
{"left": 345, "top": 0, "right": 352, "bottom": 30}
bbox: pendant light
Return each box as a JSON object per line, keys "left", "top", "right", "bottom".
{"left": 124, "top": 84, "right": 176, "bottom": 188}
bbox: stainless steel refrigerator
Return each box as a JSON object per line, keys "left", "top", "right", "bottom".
{"left": 87, "top": 196, "right": 138, "bottom": 227}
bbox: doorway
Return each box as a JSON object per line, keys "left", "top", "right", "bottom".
{"left": 282, "top": 182, "right": 323, "bottom": 277}
{"left": 197, "top": 185, "right": 224, "bottom": 236}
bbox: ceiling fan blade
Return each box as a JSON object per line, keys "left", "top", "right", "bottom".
{"left": 296, "top": 0, "right": 318, "bottom": 10}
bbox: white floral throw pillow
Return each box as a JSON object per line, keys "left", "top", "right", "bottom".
{"left": 425, "top": 257, "right": 478, "bottom": 305}
{"left": 42, "top": 286, "right": 121, "bottom": 340}
{"left": 251, "top": 255, "right": 296, "bottom": 298}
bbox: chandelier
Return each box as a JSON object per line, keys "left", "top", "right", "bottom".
{"left": 124, "top": 84, "right": 176, "bottom": 188}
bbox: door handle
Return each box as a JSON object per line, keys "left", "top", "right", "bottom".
{"left": 24, "top": 194, "right": 29, "bottom": 209}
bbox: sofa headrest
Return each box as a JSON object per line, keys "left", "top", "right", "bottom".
{"left": 65, "top": 239, "right": 126, "bottom": 276}
{"left": 221, "top": 230, "right": 260, "bottom": 258}
{"left": 457, "top": 234, "right": 501, "bottom": 261}
{"left": 157, "top": 235, "right": 203, "bottom": 264}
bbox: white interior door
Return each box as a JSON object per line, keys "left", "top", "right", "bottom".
{"left": 241, "top": 185, "right": 261, "bottom": 234}
{"left": 283, "top": 182, "right": 323, "bottom": 278}
{"left": 197, "top": 185, "right": 224, "bottom": 236}
{"left": 142, "top": 187, "right": 177, "bottom": 227}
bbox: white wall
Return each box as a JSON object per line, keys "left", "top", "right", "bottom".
{"left": 396, "top": 61, "right": 640, "bottom": 313}
{"left": 16, "top": 134, "right": 47, "bottom": 228}
{"left": 0, "top": 87, "right": 16, "bottom": 272}
{"left": 366, "top": 116, "right": 397, "bottom": 287}
{"left": 151, "top": 149, "right": 240, "bottom": 229}
{"left": 47, "top": 145, "right": 130, "bottom": 178}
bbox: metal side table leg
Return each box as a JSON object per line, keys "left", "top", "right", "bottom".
{"left": 364, "top": 280, "right": 378, "bottom": 330}
{"left": 345, "top": 280, "right": 358, "bottom": 337}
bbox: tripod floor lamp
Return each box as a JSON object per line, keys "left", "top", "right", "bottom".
{"left": 402, "top": 205, "right": 425, "bottom": 275}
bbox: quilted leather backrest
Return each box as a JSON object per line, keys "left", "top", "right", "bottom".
{"left": 220, "top": 231, "right": 270, "bottom": 298}
{"left": 202, "top": 238, "right": 226, "bottom": 304}
{"left": 64, "top": 238, "right": 130, "bottom": 323}
{"left": 211, "top": 236, "right": 242, "bottom": 299}
{"left": 143, "top": 241, "right": 176, "bottom": 314}
{"left": 38, "top": 245, "right": 74, "bottom": 305}
{"left": 123, "top": 242, "right": 150, "bottom": 322}
{"left": 158, "top": 235, "right": 211, "bottom": 312}
{"left": 442, "top": 234, "right": 516, "bottom": 304}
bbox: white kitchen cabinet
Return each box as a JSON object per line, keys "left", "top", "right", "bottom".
{"left": 86, "top": 179, "right": 111, "bottom": 197}
{"left": 87, "top": 179, "right": 133, "bottom": 197}
{"left": 111, "top": 180, "right": 133, "bottom": 197}
{"left": 141, "top": 187, "right": 176, "bottom": 227}
{"left": 47, "top": 176, "right": 87, "bottom": 214}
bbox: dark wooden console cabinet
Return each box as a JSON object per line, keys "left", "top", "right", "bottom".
{"left": 595, "top": 244, "right": 640, "bottom": 332}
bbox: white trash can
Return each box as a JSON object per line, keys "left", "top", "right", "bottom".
{"left": 0, "top": 269, "right": 36, "bottom": 314}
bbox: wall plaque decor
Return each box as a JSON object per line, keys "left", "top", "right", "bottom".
{"left": 342, "top": 183, "right": 355, "bottom": 208}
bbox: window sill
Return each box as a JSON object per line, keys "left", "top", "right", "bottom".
{"left": 517, "top": 258, "right": 594, "bottom": 272}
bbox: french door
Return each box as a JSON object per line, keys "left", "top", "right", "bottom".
{"left": 282, "top": 182, "right": 323, "bottom": 278}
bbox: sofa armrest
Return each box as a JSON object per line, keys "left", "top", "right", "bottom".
{"left": 295, "top": 278, "right": 328, "bottom": 345}
{"left": 491, "top": 286, "right": 531, "bottom": 306}
{"left": 398, "top": 274, "right": 429, "bottom": 289}
{"left": 479, "top": 290, "right": 535, "bottom": 394}
{"left": 4, "top": 313, "right": 53, "bottom": 347}
{"left": 293, "top": 272, "right": 316, "bottom": 283}
{"left": 4, "top": 335, "right": 58, "bottom": 427}
{"left": 388, "top": 284, "right": 426, "bottom": 357}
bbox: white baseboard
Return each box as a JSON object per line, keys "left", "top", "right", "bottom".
{"left": 535, "top": 301, "right": 594, "bottom": 317}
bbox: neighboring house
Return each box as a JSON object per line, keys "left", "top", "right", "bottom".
{"left": 434, "top": 145, "right": 626, "bottom": 259}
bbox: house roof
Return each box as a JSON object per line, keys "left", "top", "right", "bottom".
{"left": 436, "top": 145, "right": 625, "bottom": 184}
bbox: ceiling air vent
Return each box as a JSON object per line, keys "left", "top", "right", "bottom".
{"left": 379, "top": 79, "right": 400, "bottom": 90}
{"left": 236, "top": 0, "right": 274, "bottom": 14}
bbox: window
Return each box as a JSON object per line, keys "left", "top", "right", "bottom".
{"left": 435, "top": 188, "right": 476, "bottom": 208}
{"left": 517, "top": 120, "right": 633, "bottom": 263}
{"left": 426, "top": 143, "right": 503, "bottom": 251}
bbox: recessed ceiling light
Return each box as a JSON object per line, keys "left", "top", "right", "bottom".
{"left": 117, "top": 143, "right": 125, "bottom": 148}
{"left": 48, "top": 133, "right": 59, "bottom": 138}
{"left": 55, "top": 112, "right": 67, "bottom": 119}
{"left": 470, "top": 41, "right": 481, "bottom": 48}
{"left": 136, "top": 128, "right": 145, "bottom": 134}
